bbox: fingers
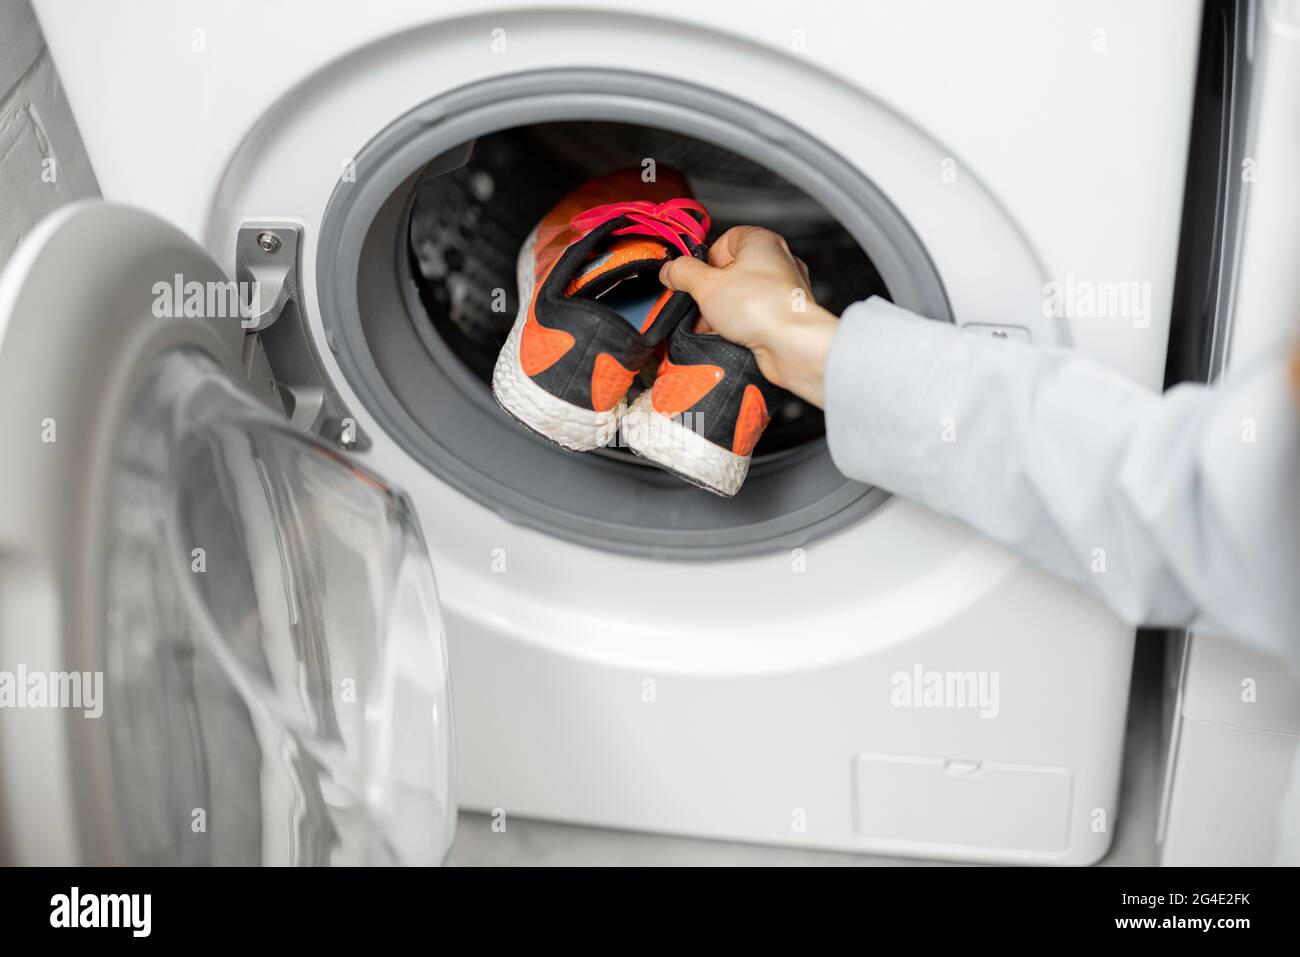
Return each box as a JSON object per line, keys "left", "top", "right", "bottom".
{"left": 658, "top": 255, "right": 717, "bottom": 297}
{"left": 707, "top": 225, "right": 789, "bottom": 268}
{"left": 707, "top": 226, "right": 756, "bottom": 267}
{"left": 661, "top": 226, "right": 810, "bottom": 302}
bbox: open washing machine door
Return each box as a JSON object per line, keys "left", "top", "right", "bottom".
{"left": 0, "top": 203, "right": 455, "bottom": 865}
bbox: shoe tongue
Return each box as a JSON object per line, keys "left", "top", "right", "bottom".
{"left": 564, "top": 237, "right": 671, "bottom": 297}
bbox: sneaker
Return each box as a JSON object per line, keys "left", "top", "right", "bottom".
{"left": 622, "top": 322, "right": 788, "bottom": 497}
{"left": 492, "top": 168, "right": 709, "bottom": 451}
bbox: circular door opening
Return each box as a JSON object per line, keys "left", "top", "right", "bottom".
{"left": 317, "top": 70, "right": 950, "bottom": 558}
{"left": 407, "top": 121, "right": 889, "bottom": 467}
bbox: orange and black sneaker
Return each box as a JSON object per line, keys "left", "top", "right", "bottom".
{"left": 622, "top": 321, "right": 789, "bottom": 497}
{"left": 492, "top": 167, "right": 710, "bottom": 451}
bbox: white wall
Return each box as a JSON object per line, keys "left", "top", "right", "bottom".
{"left": 0, "top": 0, "right": 98, "bottom": 270}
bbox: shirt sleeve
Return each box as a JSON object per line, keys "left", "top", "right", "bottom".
{"left": 823, "top": 296, "right": 1300, "bottom": 671}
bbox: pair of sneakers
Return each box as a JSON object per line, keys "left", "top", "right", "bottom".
{"left": 491, "top": 168, "right": 785, "bottom": 497}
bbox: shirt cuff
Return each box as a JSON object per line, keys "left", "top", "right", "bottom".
{"left": 823, "top": 296, "right": 951, "bottom": 492}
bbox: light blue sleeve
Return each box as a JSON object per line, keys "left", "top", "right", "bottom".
{"left": 823, "top": 297, "right": 1300, "bottom": 672}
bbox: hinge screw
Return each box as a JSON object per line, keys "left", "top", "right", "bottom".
{"left": 257, "top": 231, "right": 281, "bottom": 253}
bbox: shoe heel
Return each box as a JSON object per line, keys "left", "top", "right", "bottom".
{"left": 492, "top": 317, "right": 620, "bottom": 451}
{"left": 621, "top": 392, "right": 749, "bottom": 496}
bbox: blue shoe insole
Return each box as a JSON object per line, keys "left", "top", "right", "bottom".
{"left": 596, "top": 275, "right": 663, "bottom": 329}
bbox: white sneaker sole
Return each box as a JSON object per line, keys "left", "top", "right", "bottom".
{"left": 621, "top": 391, "right": 750, "bottom": 497}
{"left": 491, "top": 226, "right": 620, "bottom": 451}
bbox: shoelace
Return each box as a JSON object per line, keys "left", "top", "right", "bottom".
{"left": 569, "top": 198, "right": 711, "bottom": 258}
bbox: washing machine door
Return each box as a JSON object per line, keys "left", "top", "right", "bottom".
{"left": 0, "top": 203, "right": 454, "bottom": 865}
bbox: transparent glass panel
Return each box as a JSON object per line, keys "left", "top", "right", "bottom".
{"left": 103, "top": 348, "right": 453, "bottom": 865}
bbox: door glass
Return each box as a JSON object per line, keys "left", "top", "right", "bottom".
{"left": 103, "top": 348, "right": 453, "bottom": 865}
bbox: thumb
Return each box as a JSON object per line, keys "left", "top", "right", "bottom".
{"left": 659, "top": 255, "right": 716, "bottom": 297}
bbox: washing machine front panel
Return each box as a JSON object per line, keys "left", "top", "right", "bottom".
{"left": 28, "top": 0, "right": 1204, "bottom": 861}
{"left": 0, "top": 204, "right": 455, "bottom": 865}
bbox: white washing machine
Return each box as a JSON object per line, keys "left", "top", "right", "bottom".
{"left": 1, "top": 0, "right": 1210, "bottom": 864}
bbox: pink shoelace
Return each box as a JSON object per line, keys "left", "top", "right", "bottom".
{"left": 569, "top": 198, "right": 711, "bottom": 257}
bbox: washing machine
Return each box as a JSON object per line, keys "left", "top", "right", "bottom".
{"left": 1, "top": 0, "right": 1209, "bottom": 864}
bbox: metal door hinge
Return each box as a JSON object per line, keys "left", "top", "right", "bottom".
{"left": 236, "top": 224, "right": 371, "bottom": 452}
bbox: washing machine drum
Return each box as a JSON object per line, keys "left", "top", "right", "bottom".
{"left": 322, "top": 112, "right": 940, "bottom": 560}
{"left": 411, "top": 123, "right": 877, "bottom": 385}
{"left": 0, "top": 204, "right": 454, "bottom": 865}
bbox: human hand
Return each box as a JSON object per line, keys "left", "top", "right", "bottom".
{"left": 658, "top": 226, "right": 838, "bottom": 408}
